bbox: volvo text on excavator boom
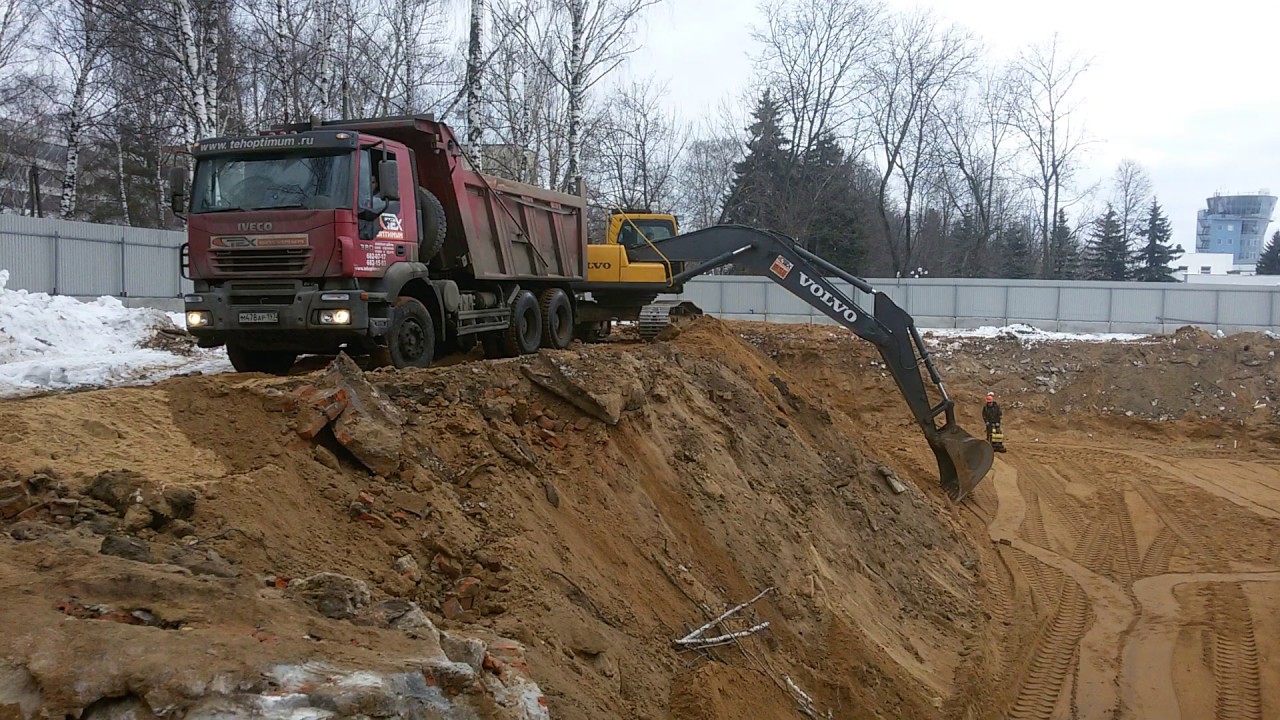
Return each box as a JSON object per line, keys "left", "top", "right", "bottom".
{"left": 625, "top": 225, "right": 995, "bottom": 502}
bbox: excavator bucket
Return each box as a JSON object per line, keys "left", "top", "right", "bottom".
{"left": 932, "top": 425, "right": 995, "bottom": 502}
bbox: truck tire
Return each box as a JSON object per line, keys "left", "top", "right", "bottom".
{"left": 539, "top": 288, "right": 574, "bottom": 349}
{"left": 501, "top": 290, "right": 542, "bottom": 356}
{"left": 226, "top": 344, "right": 297, "bottom": 375}
{"left": 386, "top": 297, "right": 435, "bottom": 368}
{"left": 418, "top": 187, "right": 447, "bottom": 261}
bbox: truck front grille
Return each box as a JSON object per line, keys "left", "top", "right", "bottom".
{"left": 210, "top": 248, "right": 312, "bottom": 274}
{"left": 228, "top": 281, "right": 298, "bottom": 306}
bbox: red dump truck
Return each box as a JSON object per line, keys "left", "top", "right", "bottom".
{"left": 171, "top": 115, "right": 589, "bottom": 373}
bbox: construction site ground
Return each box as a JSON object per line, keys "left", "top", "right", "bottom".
{"left": 1, "top": 318, "right": 1278, "bottom": 719}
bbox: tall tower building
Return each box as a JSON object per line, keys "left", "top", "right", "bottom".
{"left": 1195, "top": 191, "right": 1277, "bottom": 264}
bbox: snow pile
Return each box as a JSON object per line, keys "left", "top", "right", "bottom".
{"left": 0, "top": 269, "right": 229, "bottom": 397}
{"left": 922, "top": 323, "right": 1148, "bottom": 346}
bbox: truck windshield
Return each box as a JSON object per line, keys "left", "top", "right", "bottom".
{"left": 191, "top": 151, "right": 354, "bottom": 212}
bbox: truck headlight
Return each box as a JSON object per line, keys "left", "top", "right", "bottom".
{"left": 320, "top": 292, "right": 350, "bottom": 301}
{"left": 319, "top": 309, "right": 352, "bottom": 325}
{"left": 186, "top": 310, "right": 210, "bottom": 327}
{"left": 183, "top": 294, "right": 203, "bottom": 303}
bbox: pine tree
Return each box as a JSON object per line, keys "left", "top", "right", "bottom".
{"left": 1131, "top": 199, "right": 1183, "bottom": 282}
{"left": 1001, "top": 223, "right": 1035, "bottom": 279}
{"left": 798, "top": 133, "right": 865, "bottom": 271}
{"left": 1083, "top": 204, "right": 1131, "bottom": 280}
{"left": 1258, "top": 231, "right": 1280, "bottom": 275}
{"left": 719, "top": 90, "right": 790, "bottom": 230}
{"left": 1047, "top": 209, "right": 1081, "bottom": 279}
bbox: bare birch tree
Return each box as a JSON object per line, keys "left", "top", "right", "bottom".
{"left": 588, "top": 78, "right": 685, "bottom": 210}
{"left": 864, "top": 10, "right": 977, "bottom": 274}
{"left": 1006, "top": 32, "right": 1091, "bottom": 274}
{"left": 0, "top": 0, "right": 35, "bottom": 76}
{"left": 1110, "top": 158, "right": 1151, "bottom": 248}
{"left": 933, "top": 67, "right": 1016, "bottom": 272}
{"left": 751, "top": 0, "right": 880, "bottom": 161}
{"left": 42, "top": 0, "right": 112, "bottom": 218}
{"left": 506, "top": 0, "right": 662, "bottom": 190}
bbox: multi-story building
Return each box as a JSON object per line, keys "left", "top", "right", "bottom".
{"left": 1194, "top": 191, "right": 1276, "bottom": 265}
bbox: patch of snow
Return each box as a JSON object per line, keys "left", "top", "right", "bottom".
{"left": 921, "top": 323, "right": 1148, "bottom": 346}
{"left": 0, "top": 269, "right": 230, "bottom": 398}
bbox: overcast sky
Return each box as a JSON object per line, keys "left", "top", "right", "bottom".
{"left": 612, "top": 0, "right": 1280, "bottom": 250}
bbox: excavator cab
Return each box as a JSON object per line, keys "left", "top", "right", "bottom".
{"left": 586, "top": 209, "right": 680, "bottom": 285}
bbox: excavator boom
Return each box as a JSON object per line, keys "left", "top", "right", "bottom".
{"left": 628, "top": 225, "right": 994, "bottom": 501}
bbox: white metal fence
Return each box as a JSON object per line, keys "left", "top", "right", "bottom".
{"left": 664, "top": 275, "right": 1280, "bottom": 335}
{"left": 0, "top": 214, "right": 188, "bottom": 306}
{"left": 3, "top": 216, "right": 1278, "bottom": 333}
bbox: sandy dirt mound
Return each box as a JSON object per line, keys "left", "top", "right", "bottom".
{"left": 0, "top": 317, "right": 983, "bottom": 719}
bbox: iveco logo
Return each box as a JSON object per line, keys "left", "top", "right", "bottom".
{"left": 237, "top": 222, "right": 273, "bottom": 232}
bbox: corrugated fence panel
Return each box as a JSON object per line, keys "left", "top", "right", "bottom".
{"left": 676, "top": 276, "right": 1280, "bottom": 334}
{"left": 0, "top": 214, "right": 184, "bottom": 298}
{"left": 1007, "top": 285, "right": 1059, "bottom": 321}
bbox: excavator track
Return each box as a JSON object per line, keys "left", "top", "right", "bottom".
{"left": 637, "top": 301, "right": 703, "bottom": 340}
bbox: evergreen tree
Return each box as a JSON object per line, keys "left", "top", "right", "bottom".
{"left": 1131, "top": 199, "right": 1183, "bottom": 282}
{"left": 1047, "top": 209, "right": 1082, "bottom": 279}
{"left": 1083, "top": 204, "right": 1131, "bottom": 280}
{"left": 798, "top": 133, "right": 865, "bottom": 271}
{"left": 1000, "top": 223, "right": 1035, "bottom": 279}
{"left": 719, "top": 90, "right": 790, "bottom": 230}
{"left": 1258, "top": 231, "right": 1280, "bottom": 275}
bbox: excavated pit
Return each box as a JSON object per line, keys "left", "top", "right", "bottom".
{"left": 1, "top": 317, "right": 1279, "bottom": 719}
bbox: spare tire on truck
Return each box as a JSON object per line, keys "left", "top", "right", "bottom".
{"left": 417, "top": 187, "right": 447, "bottom": 261}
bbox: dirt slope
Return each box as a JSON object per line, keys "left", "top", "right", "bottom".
{"left": 2, "top": 317, "right": 1278, "bottom": 719}
{"left": 0, "top": 318, "right": 983, "bottom": 719}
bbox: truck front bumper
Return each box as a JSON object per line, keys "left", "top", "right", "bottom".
{"left": 183, "top": 284, "right": 389, "bottom": 353}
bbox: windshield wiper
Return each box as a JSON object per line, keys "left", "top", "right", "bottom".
{"left": 200, "top": 206, "right": 249, "bottom": 213}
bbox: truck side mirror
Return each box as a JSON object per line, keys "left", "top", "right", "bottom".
{"left": 167, "top": 166, "right": 188, "bottom": 214}
{"left": 378, "top": 160, "right": 400, "bottom": 200}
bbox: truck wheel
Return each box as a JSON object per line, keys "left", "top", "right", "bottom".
{"left": 226, "top": 344, "right": 297, "bottom": 375}
{"left": 501, "top": 290, "right": 542, "bottom": 356}
{"left": 418, "top": 188, "right": 447, "bottom": 261}
{"left": 387, "top": 297, "right": 435, "bottom": 368}
{"left": 539, "top": 288, "right": 574, "bottom": 349}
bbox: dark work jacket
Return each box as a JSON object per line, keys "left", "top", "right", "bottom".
{"left": 983, "top": 402, "right": 1002, "bottom": 424}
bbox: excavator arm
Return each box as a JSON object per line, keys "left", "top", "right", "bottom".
{"left": 628, "top": 225, "right": 994, "bottom": 501}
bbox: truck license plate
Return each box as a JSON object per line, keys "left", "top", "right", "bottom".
{"left": 238, "top": 311, "right": 278, "bottom": 324}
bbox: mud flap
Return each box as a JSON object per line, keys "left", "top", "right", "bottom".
{"left": 932, "top": 426, "right": 995, "bottom": 503}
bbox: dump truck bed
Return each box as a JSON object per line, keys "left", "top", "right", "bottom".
{"left": 270, "top": 115, "right": 588, "bottom": 284}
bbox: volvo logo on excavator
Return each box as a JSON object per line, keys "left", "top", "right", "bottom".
{"left": 798, "top": 272, "right": 860, "bottom": 324}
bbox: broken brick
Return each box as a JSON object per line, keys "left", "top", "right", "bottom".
{"left": 455, "top": 576, "right": 482, "bottom": 600}
{"left": 433, "top": 553, "right": 463, "bottom": 579}
{"left": 536, "top": 416, "right": 557, "bottom": 431}
{"left": 295, "top": 410, "right": 332, "bottom": 441}
{"left": 441, "top": 596, "right": 465, "bottom": 620}
{"left": 358, "top": 512, "right": 386, "bottom": 529}
{"left": 0, "top": 481, "right": 31, "bottom": 519}
{"left": 389, "top": 510, "right": 411, "bottom": 523}
{"left": 358, "top": 491, "right": 376, "bottom": 506}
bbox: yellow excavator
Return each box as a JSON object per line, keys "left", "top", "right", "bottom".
{"left": 575, "top": 213, "right": 994, "bottom": 503}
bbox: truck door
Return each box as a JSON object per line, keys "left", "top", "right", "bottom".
{"left": 357, "top": 144, "right": 417, "bottom": 246}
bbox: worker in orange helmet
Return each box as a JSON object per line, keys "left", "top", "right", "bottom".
{"left": 982, "top": 392, "right": 1002, "bottom": 443}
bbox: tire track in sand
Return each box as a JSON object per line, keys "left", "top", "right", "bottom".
{"left": 988, "top": 457, "right": 1133, "bottom": 720}
{"left": 1208, "top": 584, "right": 1264, "bottom": 720}
{"left": 1006, "top": 582, "right": 1090, "bottom": 720}
{"left": 1126, "top": 572, "right": 1280, "bottom": 719}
